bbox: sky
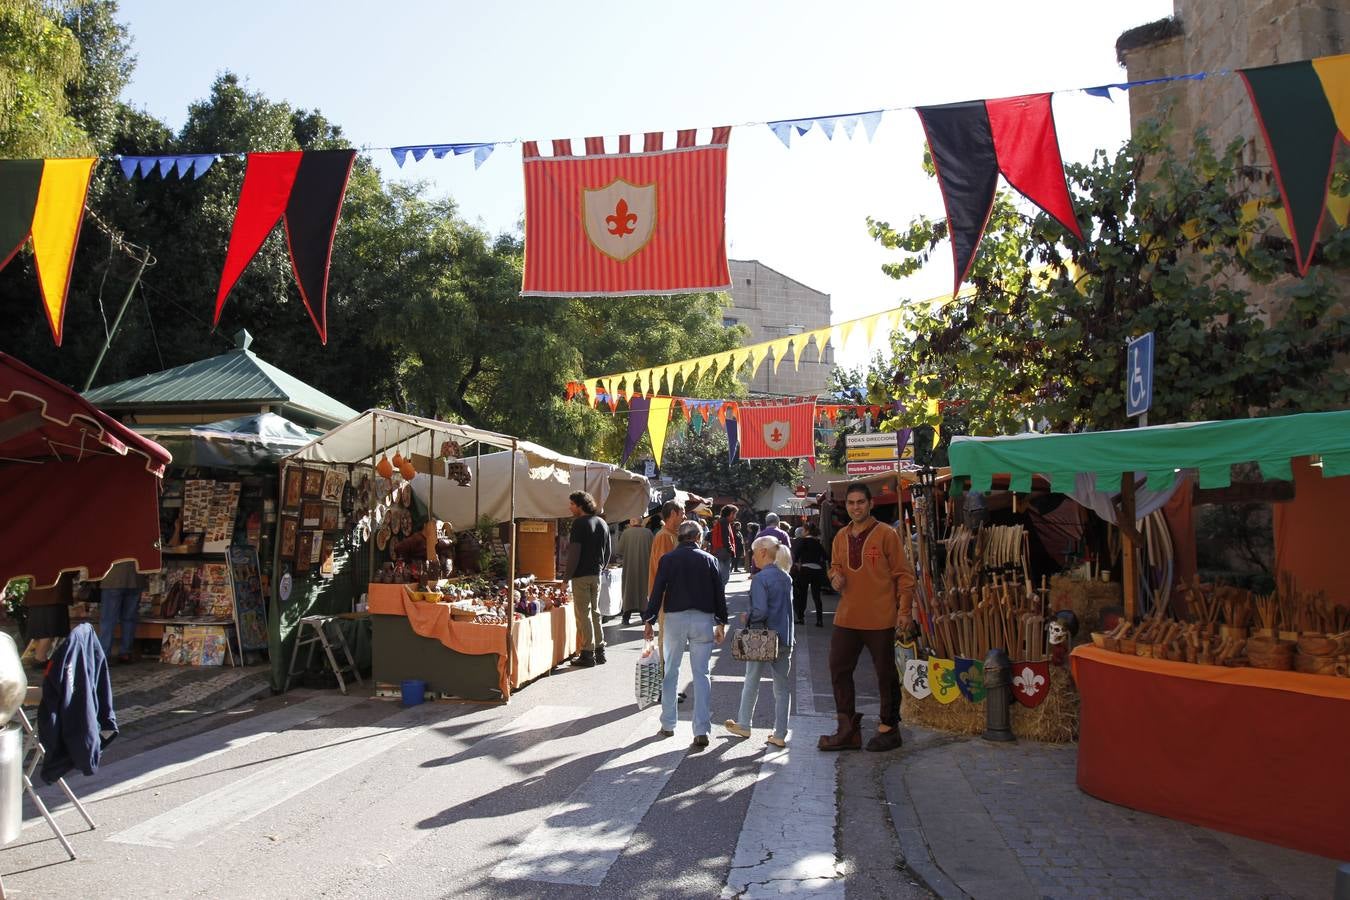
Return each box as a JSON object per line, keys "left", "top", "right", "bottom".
{"left": 115, "top": 0, "right": 1175, "bottom": 368}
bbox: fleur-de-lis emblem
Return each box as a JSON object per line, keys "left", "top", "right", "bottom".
{"left": 606, "top": 198, "right": 638, "bottom": 236}
{"left": 769, "top": 427, "right": 783, "bottom": 443}
{"left": 1013, "top": 666, "right": 1045, "bottom": 697}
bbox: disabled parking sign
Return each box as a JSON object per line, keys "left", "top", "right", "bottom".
{"left": 1126, "top": 332, "right": 1153, "bottom": 419}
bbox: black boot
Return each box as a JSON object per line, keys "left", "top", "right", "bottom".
{"left": 574, "top": 649, "right": 596, "bottom": 667}
{"left": 595, "top": 645, "right": 607, "bottom": 665}
{"left": 622, "top": 613, "right": 632, "bottom": 626}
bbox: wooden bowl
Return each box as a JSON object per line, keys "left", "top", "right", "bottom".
{"left": 1090, "top": 632, "right": 1107, "bottom": 648}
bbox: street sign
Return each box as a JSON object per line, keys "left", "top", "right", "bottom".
{"left": 846, "top": 432, "right": 900, "bottom": 447}
{"left": 846, "top": 446, "right": 899, "bottom": 461}
{"left": 845, "top": 460, "right": 898, "bottom": 475}
{"left": 1126, "top": 332, "right": 1154, "bottom": 419}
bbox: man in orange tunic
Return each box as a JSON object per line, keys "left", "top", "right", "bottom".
{"left": 819, "top": 481, "right": 915, "bottom": 752}
{"left": 647, "top": 500, "right": 685, "bottom": 595}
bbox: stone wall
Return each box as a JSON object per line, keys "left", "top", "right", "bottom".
{"left": 725, "top": 259, "right": 834, "bottom": 396}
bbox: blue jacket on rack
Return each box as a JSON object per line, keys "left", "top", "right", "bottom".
{"left": 37, "top": 623, "right": 118, "bottom": 783}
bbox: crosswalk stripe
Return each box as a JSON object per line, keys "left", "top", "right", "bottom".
{"left": 106, "top": 700, "right": 448, "bottom": 849}
{"left": 29, "top": 693, "right": 363, "bottom": 822}
{"left": 490, "top": 716, "right": 691, "bottom": 886}
{"left": 721, "top": 714, "right": 844, "bottom": 899}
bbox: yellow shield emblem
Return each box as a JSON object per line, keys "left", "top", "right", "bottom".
{"left": 928, "top": 657, "right": 960, "bottom": 704}
{"left": 583, "top": 178, "right": 656, "bottom": 261}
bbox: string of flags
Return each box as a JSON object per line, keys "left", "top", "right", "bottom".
{"left": 0, "top": 54, "right": 1346, "bottom": 346}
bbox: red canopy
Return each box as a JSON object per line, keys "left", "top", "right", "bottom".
{"left": 0, "top": 353, "right": 171, "bottom": 587}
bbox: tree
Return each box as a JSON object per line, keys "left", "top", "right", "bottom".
{"left": 0, "top": 0, "right": 90, "bottom": 157}
{"left": 867, "top": 123, "right": 1350, "bottom": 438}
{"left": 660, "top": 428, "right": 801, "bottom": 510}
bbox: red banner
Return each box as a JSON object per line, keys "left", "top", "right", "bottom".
{"left": 736, "top": 400, "right": 816, "bottom": 461}
{"left": 521, "top": 129, "right": 732, "bottom": 297}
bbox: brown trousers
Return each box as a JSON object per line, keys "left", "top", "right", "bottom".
{"left": 828, "top": 625, "right": 900, "bottom": 728}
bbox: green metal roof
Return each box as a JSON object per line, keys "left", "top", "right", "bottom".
{"left": 84, "top": 330, "right": 359, "bottom": 428}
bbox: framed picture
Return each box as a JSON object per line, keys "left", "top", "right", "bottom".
{"left": 301, "top": 467, "right": 324, "bottom": 498}
{"left": 321, "top": 468, "right": 345, "bottom": 502}
{"left": 295, "top": 531, "right": 313, "bottom": 572}
{"left": 301, "top": 500, "right": 323, "bottom": 528}
{"left": 319, "top": 537, "right": 334, "bottom": 575}
{"left": 282, "top": 468, "right": 302, "bottom": 510}
{"left": 320, "top": 503, "right": 341, "bottom": 532}
{"left": 309, "top": 530, "right": 323, "bottom": 564}
{"left": 280, "top": 515, "right": 299, "bottom": 558}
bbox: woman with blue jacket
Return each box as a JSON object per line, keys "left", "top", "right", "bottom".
{"left": 724, "top": 535, "right": 794, "bottom": 747}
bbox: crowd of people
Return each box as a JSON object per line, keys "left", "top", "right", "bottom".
{"left": 566, "top": 483, "right": 915, "bottom": 755}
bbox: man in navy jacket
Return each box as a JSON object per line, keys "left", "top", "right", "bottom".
{"left": 643, "top": 522, "right": 727, "bottom": 748}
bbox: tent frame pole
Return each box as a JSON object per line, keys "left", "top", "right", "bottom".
{"left": 506, "top": 438, "right": 518, "bottom": 701}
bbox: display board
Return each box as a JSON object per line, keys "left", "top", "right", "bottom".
{"left": 229, "top": 545, "right": 269, "bottom": 651}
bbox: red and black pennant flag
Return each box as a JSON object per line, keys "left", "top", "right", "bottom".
{"left": 1239, "top": 54, "right": 1350, "bottom": 275}
{"left": 214, "top": 150, "right": 357, "bottom": 344}
{"left": 916, "top": 93, "right": 1083, "bottom": 294}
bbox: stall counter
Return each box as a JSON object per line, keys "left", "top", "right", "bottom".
{"left": 367, "top": 583, "right": 578, "bottom": 699}
{"left": 1071, "top": 644, "right": 1350, "bottom": 860}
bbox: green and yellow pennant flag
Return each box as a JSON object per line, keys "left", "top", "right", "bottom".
{"left": 1239, "top": 54, "right": 1350, "bottom": 275}
{"left": 0, "top": 158, "right": 96, "bottom": 346}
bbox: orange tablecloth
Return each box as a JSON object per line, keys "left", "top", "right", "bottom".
{"left": 1071, "top": 645, "right": 1350, "bottom": 860}
{"left": 367, "top": 583, "right": 578, "bottom": 694}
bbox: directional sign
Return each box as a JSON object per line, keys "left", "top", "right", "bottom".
{"left": 1126, "top": 332, "right": 1153, "bottom": 419}
{"left": 846, "top": 446, "right": 899, "bottom": 461}
{"left": 846, "top": 432, "right": 901, "bottom": 447}
{"left": 845, "top": 460, "right": 898, "bottom": 475}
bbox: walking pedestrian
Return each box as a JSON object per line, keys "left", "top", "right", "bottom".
{"left": 724, "top": 535, "right": 794, "bottom": 748}
{"left": 647, "top": 500, "right": 684, "bottom": 595}
{"left": 791, "top": 522, "right": 828, "bottom": 627}
{"left": 731, "top": 521, "right": 745, "bottom": 572}
{"left": 615, "top": 517, "right": 653, "bottom": 626}
{"left": 750, "top": 514, "right": 790, "bottom": 574}
{"left": 98, "top": 560, "right": 146, "bottom": 663}
{"left": 710, "top": 504, "right": 741, "bottom": 587}
{"left": 743, "top": 522, "right": 759, "bottom": 572}
{"left": 564, "top": 491, "right": 611, "bottom": 667}
{"left": 23, "top": 572, "right": 73, "bottom": 670}
{"left": 643, "top": 521, "right": 727, "bottom": 748}
{"left": 818, "top": 482, "right": 915, "bottom": 753}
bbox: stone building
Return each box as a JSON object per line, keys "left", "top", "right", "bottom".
{"left": 1117, "top": 1, "right": 1348, "bottom": 160}
{"left": 724, "top": 259, "right": 834, "bottom": 397}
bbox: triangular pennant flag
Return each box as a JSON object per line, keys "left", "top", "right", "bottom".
{"left": 583, "top": 378, "right": 600, "bottom": 408}
{"left": 215, "top": 150, "right": 357, "bottom": 344}
{"left": 1311, "top": 54, "right": 1350, "bottom": 140}
{"left": 0, "top": 160, "right": 45, "bottom": 270}
{"left": 623, "top": 397, "right": 651, "bottom": 466}
{"left": 769, "top": 121, "right": 794, "bottom": 148}
{"left": 28, "top": 158, "right": 96, "bottom": 346}
{"left": 137, "top": 157, "right": 156, "bottom": 178}
{"left": 918, "top": 93, "right": 1081, "bottom": 293}
{"left": 769, "top": 337, "right": 794, "bottom": 374}
{"left": 1240, "top": 56, "right": 1348, "bottom": 274}
{"left": 391, "top": 148, "right": 409, "bottom": 167}
{"left": 473, "top": 145, "right": 494, "bottom": 169}
{"left": 118, "top": 157, "right": 137, "bottom": 179}
{"left": 605, "top": 380, "right": 620, "bottom": 412}
{"left": 860, "top": 110, "right": 883, "bottom": 141}
{"left": 648, "top": 397, "right": 673, "bottom": 468}
{"left": 817, "top": 117, "right": 837, "bottom": 140}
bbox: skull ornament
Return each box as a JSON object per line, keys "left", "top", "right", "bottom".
{"left": 1046, "top": 619, "right": 1069, "bottom": 646}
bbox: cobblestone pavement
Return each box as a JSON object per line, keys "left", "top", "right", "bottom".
{"left": 881, "top": 727, "right": 1339, "bottom": 899}
{"left": 105, "top": 658, "right": 271, "bottom": 744}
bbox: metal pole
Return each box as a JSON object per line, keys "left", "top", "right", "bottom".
{"left": 83, "top": 248, "right": 152, "bottom": 392}
{"left": 506, "top": 437, "right": 518, "bottom": 701}
{"left": 369, "top": 414, "right": 377, "bottom": 584}
{"left": 474, "top": 442, "right": 481, "bottom": 525}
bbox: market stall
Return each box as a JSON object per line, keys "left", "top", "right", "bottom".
{"left": 278, "top": 409, "right": 618, "bottom": 701}
{"left": 948, "top": 409, "right": 1350, "bottom": 860}
{"left": 0, "top": 353, "right": 170, "bottom": 588}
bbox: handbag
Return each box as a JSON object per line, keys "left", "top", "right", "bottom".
{"left": 732, "top": 623, "right": 779, "bottom": 662}
{"left": 634, "top": 639, "right": 663, "bottom": 709}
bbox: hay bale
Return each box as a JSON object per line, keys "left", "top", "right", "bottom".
{"left": 900, "top": 665, "right": 1079, "bottom": 743}
{"left": 1010, "top": 665, "right": 1078, "bottom": 743}
{"left": 1049, "top": 575, "right": 1122, "bottom": 634}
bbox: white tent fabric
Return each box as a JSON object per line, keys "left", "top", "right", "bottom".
{"left": 410, "top": 450, "right": 648, "bottom": 526}
{"left": 286, "top": 408, "right": 518, "bottom": 463}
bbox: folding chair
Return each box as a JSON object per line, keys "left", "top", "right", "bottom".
{"left": 18, "top": 698, "right": 96, "bottom": 861}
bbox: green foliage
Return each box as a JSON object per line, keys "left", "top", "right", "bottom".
{"left": 0, "top": 0, "right": 90, "bottom": 157}
{"left": 869, "top": 122, "right": 1350, "bottom": 436}
{"left": 659, "top": 428, "right": 801, "bottom": 509}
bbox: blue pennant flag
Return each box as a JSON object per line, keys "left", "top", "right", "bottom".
{"left": 118, "top": 154, "right": 216, "bottom": 180}
{"left": 1083, "top": 71, "right": 1210, "bottom": 99}
{"left": 390, "top": 143, "right": 496, "bottom": 169}
{"left": 767, "top": 110, "right": 884, "bottom": 148}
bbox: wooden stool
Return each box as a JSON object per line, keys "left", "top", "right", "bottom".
{"left": 284, "top": 616, "right": 362, "bottom": 694}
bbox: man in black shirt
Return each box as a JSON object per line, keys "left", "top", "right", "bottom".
{"left": 565, "top": 491, "right": 610, "bottom": 666}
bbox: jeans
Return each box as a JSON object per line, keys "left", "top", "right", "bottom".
{"left": 99, "top": 588, "right": 142, "bottom": 657}
{"left": 660, "top": 610, "right": 714, "bottom": 736}
{"left": 716, "top": 551, "right": 732, "bottom": 587}
{"left": 570, "top": 575, "right": 603, "bottom": 651}
{"left": 736, "top": 644, "right": 793, "bottom": 739}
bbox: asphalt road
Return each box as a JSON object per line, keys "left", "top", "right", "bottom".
{"left": 3, "top": 571, "right": 932, "bottom": 899}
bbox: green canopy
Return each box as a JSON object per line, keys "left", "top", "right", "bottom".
{"left": 948, "top": 409, "right": 1350, "bottom": 494}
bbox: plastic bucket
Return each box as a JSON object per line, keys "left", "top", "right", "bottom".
{"left": 400, "top": 679, "right": 427, "bottom": 707}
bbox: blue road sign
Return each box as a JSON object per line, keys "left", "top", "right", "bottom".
{"left": 1126, "top": 332, "right": 1154, "bottom": 418}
